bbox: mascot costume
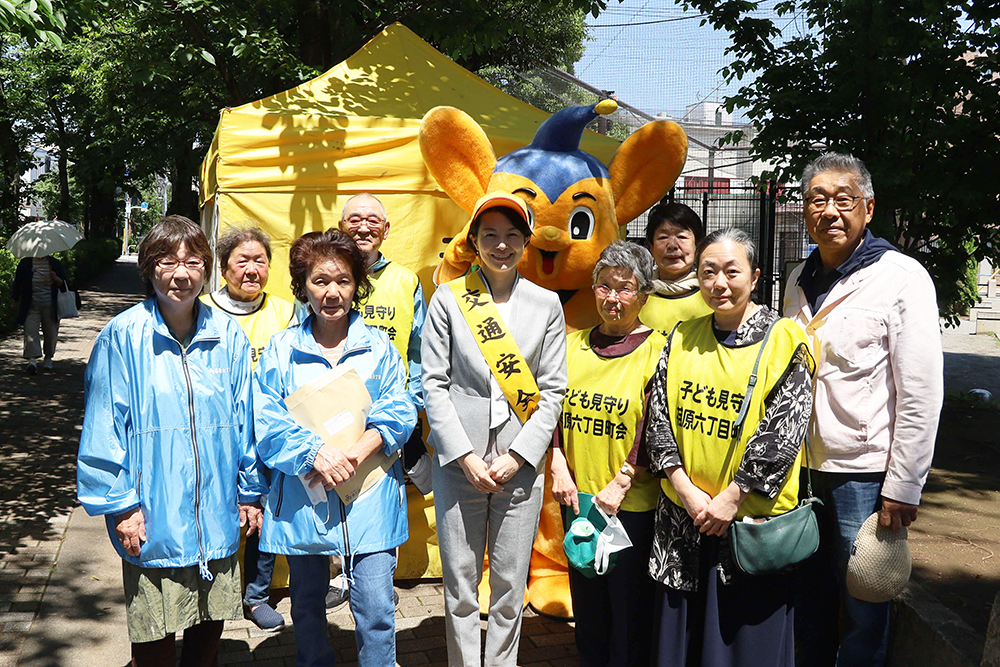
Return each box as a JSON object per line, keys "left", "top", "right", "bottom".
{"left": 418, "top": 100, "right": 687, "bottom": 617}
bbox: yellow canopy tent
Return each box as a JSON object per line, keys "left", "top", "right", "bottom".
{"left": 198, "top": 22, "right": 621, "bottom": 301}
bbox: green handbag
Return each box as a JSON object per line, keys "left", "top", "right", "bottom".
{"left": 726, "top": 321, "right": 822, "bottom": 576}
{"left": 728, "top": 494, "right": 822, "bottom": 575}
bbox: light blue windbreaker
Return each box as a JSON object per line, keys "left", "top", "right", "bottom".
{"left": 77, "top": 299, "right": 264, "bottom": 578}
{"left": 253, "top": 310, "right": 416, "bottom": 556}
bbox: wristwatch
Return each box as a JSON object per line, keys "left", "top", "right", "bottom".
{"left": 618, "top": 462, "right": 635, "bottom": 479}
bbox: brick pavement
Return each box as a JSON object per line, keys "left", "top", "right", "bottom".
{"left": 0, "top": 256, "right": 580, "bottom": 666}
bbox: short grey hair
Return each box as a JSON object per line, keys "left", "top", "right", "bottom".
{"left": 801, "top": 152, "right": 875, "bottom": 200}
{"left": 216, "top": 225, "right": 271, "bottom": 270}
{"left": 696, "top": 229, "right": 759, "bottom": 273}
{"left": 592, "top": 241, "right": 656, "bottom": 294}
{"left": 340, "top": 193, "right": 386, "bottom": 220}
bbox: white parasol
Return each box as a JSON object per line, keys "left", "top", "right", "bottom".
{"left": 5, "top": 220, "right": 84, "bottom": 258}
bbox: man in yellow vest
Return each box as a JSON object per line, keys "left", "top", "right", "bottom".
{"left": 332, "top": 193, "right": 429, "bottom": 605}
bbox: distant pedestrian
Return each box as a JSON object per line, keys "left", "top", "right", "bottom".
{"left": 11, "top": 254, "right": 67, "bottom": 374}
{"left": 77, "top": 215, "right": 264, "bottom": 666}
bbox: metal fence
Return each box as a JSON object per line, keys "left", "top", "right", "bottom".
{"left": 625, "top": 182, "right": 812, "bottom": 310}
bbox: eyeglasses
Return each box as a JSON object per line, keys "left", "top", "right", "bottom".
{"left": 343, "top": 215, "right": 386, "bottom": 229}
{"left": 156, "top": 257, "right": 206, "bottom": 272}
{"left": 592, "top": 284, "right": 638, "bottom": 301}
{"left": 805, "top": 194, "right": 864, "bottom": 212}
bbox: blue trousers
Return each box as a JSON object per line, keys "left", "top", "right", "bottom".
{"left": 243, "top": 531, "right": 277, "bottom": 608}
{"left": 287, "top": 551, "right": 397, "bottom": 667}
{"left": 794, "top": 470, "right": 890, "bottom": 667}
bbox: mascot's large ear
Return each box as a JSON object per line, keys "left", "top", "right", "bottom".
{"left": 609, "top": 120, "right": 688, "bottom": 225}
{"left": 419, "top": 106, "right": 496, "bottom": 212}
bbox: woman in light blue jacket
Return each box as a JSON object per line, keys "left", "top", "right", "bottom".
{"left": 77, "top": 216, "right": 264, "bottom": 666}
{"left": 253, "top": 229, "right": 416, "bottom": 667}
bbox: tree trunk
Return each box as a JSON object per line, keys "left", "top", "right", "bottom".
{"left": 0, "top": 84, "right": 25, "bottom": 235}
{"left": 84, "top": 180, "right": 119, "bottom": 239}
{"left": 169, "top": 144, "right": 200, "bottom": 221}
{"left": 297, "top": 0, "right": 332, "bottom": 70}
{"left": 47, "top": 100, "right": 72, "bottom": 220}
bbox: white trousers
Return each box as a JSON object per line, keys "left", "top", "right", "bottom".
{"left": 23, "top": 304, "right": 58, "bottom": 360}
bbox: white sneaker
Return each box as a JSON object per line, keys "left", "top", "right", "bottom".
{"left": 42, "top": 359, "right": 53, "bottom": 370}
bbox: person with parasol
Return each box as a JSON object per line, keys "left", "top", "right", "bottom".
{"left": 8, "top": 219, "right": 81, "bottom": 374}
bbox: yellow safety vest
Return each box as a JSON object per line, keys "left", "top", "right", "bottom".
{"left": 200, "top": 292, "right": 296, "bottom": 369}
{"left": 361, "top": 260, "right": 419, "bottom": 365}
{"left": 640, "top": 290, "right": 713, "bottom": 337}
{"left": 662, "top": 314, "right": 811, "bottom": 518}
{"left": 561, "top": 328, "right": 666, "bottom": 512}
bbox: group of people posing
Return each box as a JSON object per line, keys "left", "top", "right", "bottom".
{"left": 76, "top": 151, "right": 943, "bottom": 667}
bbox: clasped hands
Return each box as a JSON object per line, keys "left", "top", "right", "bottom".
{"left": 668, "top": 468, "right": 749, "bottom": 537}
{"left": 305, "top": 443, "right": 360, "bottom": 490}
{"left": 458, "top": 451, "right": 525, "bottom": 493}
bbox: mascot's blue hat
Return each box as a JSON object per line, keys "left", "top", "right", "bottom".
{"left": 495, "top": 102, "right": 613, "bottom": 203}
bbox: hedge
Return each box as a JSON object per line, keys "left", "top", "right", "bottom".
{"left": 0, "top": 238, "right": 122, "bottom": 337}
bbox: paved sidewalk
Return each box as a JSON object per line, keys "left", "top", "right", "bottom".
{"left": 0, "top": 257, "right": 579, "bottom": 667}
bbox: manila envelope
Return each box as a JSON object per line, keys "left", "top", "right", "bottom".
{"left": 284, "top": 364, "right": 398, "bottom": 504}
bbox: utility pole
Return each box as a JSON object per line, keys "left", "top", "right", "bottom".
{"left": 597, "top": 90, "right": 614, "bottom": 135}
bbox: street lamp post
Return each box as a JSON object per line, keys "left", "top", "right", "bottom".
{"left": 123, "top": 193, "right": 147, "bottom": 256}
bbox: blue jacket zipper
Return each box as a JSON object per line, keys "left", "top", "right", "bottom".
{"left": 179, "top": 344, "right": 211, "bottom": 580}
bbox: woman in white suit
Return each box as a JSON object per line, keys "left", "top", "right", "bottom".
{"left": 422, "top": 192, "right": 567, "bottom": 667}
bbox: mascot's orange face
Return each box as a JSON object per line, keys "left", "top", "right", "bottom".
{"left": 419, "top": 101, "right": 687, "bottom": 330}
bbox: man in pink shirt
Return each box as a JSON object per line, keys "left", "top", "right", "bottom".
{"left": 784, "top": 153, "right": 943, "bottom": 666}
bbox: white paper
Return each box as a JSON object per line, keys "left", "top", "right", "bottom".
{"left": 323, "top": 410, "right": 356, "bottom": 436}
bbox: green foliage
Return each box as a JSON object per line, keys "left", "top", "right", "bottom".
{"left": 680, "top": 0, "right": 1000, "bottom": 321}
{"left": 27, "top": 168, "right": 82, "bottom": 222}
{"left": 938, "top": 238, "right": 981, "bottom": 321}
{"left": 127, "top": 174, "right": 167, "bottom": 243}
{"left": 479, "top": 66, "right": 594, "bottom": 117}
{"left": 2, "top": 0, "right": 610, "bottom": 236}
{"left": 54, "top": 236, "right": 121, "bottom": 286}
{"left": 0, "top": 247, "right": 18, "bottom": 333}
{"left": 0, "top": 0, "right": 67, "bottom": 46}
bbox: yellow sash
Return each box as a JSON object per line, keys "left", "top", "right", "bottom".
{"left": 448, "top": 271, "right": 540, "bottom": 424}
